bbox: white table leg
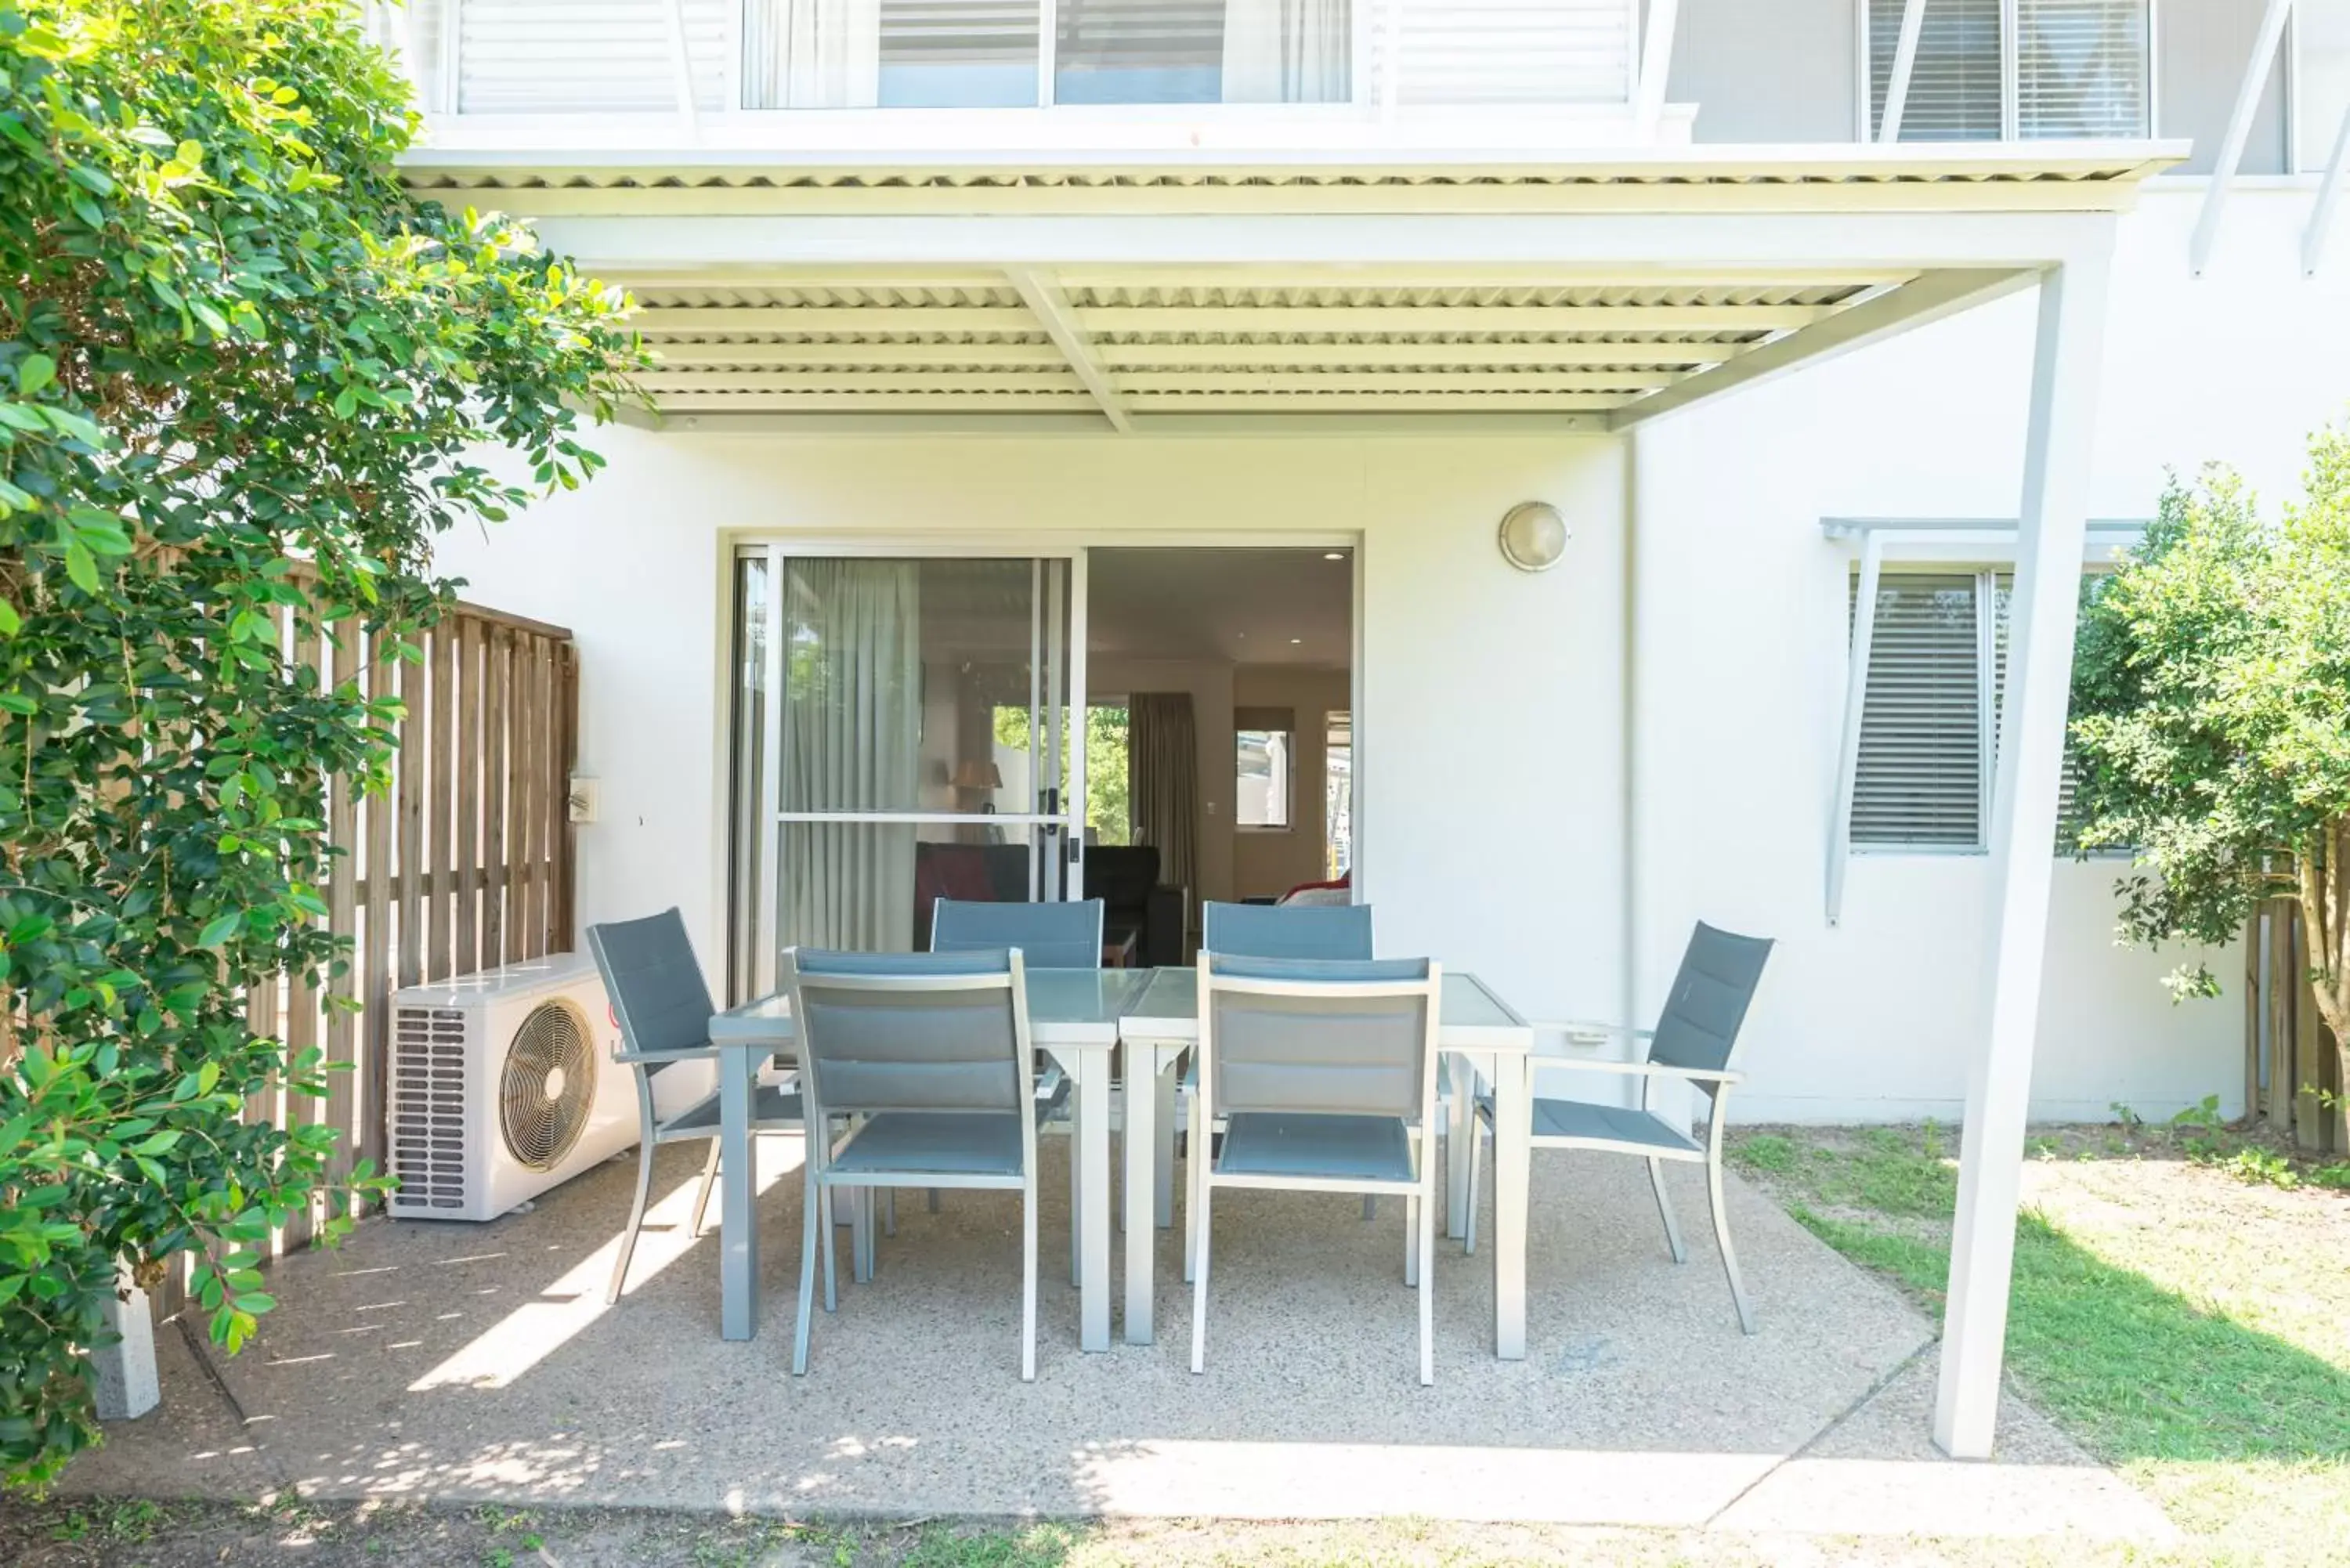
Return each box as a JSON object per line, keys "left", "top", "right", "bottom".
{"left": 1445, "top": 1051, "right": 1475, "bottom": 1240}
{"left": 1123, "top": 1041, "right": 1160, "bottom": 1343}
{"left": 1077, "top": 1047, "right": 1114, "bottom": 1352}
{"left": 719, "top": 1042, "right": 759, "bottom": 1342}
{"left": 1154, "top": 1050, "right": 1177, "bottom": 1229}
{"left": 1493, "top": 1050, "right": 1531, "bottom": 1360}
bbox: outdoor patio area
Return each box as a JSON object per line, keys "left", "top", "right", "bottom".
{"left": 63, "top": 1137, "right": 2171, "bottom": 1544}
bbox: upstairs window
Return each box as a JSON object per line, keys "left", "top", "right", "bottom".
{"left": 1865, "top": 0, "right": 2150, "bottom": 142}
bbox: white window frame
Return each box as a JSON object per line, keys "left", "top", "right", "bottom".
{"left": 1234, "top": 721, "right": 1296, "bottom": 833}
{"left": 1822, "top": 517, "right": 2142, "bottom": 925}
{"left": 1856, "top": 0, "right": 2160, "bottom": 144}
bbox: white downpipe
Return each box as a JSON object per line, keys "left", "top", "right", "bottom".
{"left": 2305, "top": 101, "right": 2350, "bottom": 276}
{"left": 2190, "top": 0, "right": 2294, "bottom": 276}
{"left": 1932, "top": 244, "right": 2113, "bottom": 1460}
{"left": 1878, "top": 0, "right": 1927, "bottom": 143}
{"left": 1825, "top": 530, "right": 1884, "bottom": 926}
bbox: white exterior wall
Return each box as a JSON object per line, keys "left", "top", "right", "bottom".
{"left": 435, "top": 183, "right": 2350, "bottom": 1125}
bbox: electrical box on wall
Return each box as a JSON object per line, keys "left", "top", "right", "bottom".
{"left": 568, "top": 776, "right": 599, "bottom": 825}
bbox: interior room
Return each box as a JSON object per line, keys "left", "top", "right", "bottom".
{"left": 1084, "top": 546, "right": 1358, "bottom": 963}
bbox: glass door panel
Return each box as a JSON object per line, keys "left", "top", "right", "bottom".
{"left": 729, "top": 547, "right": 1086, "bottom": 988}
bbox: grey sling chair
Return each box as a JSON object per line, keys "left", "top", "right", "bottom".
{"left": 1183, "top": 901, "right": 1379, "bottom": 1283}
{"left": 783, "top": 946, "right": 1054, "bottom": 1381}
{"left": 1463, "top": 921, "right": 1774, "bottom": 1334}
{"left": 924, "top": 898, "right": 1101, "bottom": 1283}
{"left": 1189, "top": 955, "right": 1446, "bottom": 1385}
{"left": 587, "top": 909, "right": 806, "bottom": 1307}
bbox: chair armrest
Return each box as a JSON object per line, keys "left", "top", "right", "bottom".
{"left": 1533, "top": 1019, "right": 1658, "bottom": 1043}
{"left": 1549, "top": 1057, "right": 1744, "bottom": 1086}
{"left": 1034, "top": 1064, "right": 1068, "bottom": 1100}
{"left": 613, "top": 1042, "right": 720, "bottom": 1068}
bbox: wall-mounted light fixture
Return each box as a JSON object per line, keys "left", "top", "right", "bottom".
{"left": 1498, "top": 501, "right": 1570, "bottom": 573}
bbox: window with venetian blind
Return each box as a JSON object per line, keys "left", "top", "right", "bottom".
{"left": 1849, "top": 569, "right": 2088, "bottom": 851}
{"left": 1864, "top": 0, "right": 2150, "bottom": 142}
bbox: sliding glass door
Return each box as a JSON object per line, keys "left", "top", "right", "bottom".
{"left": 727, "top": 544, "right": 1088, "bottom": 1001}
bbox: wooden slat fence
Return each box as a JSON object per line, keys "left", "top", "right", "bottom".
{"left": 2244, "top": 898, "right": 2349, "bottom": 1155}
{"left": 156, "top": 596, "right": 577, "bottom": 1319}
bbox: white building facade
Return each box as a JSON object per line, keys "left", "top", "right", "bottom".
{"left": 393, "top": 0, "right": 2350, "bottom": 1457}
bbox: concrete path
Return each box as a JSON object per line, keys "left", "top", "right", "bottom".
{"left": 61, "top": 1140, "right": 2172, "bottom": 1544}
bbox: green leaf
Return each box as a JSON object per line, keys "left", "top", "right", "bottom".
{"left": 63, "top": 541, "right": 98, "bottom": 593}
{"left": 16, "top": 355, "right": 55, "bottom": 396}
{"left": 197, "top": 912, "right": 241, "bottom": 948}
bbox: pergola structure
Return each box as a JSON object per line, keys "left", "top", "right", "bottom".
{"left": 404, "top": 135, "right": 2185, "bottom": 1457}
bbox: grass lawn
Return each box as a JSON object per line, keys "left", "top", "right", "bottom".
{"left": 1728, "top": 1117, "right": 2350, "bottom": 1566}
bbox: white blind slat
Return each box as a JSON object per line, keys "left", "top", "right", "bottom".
{"left": 1867, "top": 0, "right": 2147, "bottom": 142}
{"left": 1852, "top": 573, "right": 1983, "bottom": 847}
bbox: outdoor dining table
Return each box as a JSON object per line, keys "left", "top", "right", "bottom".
{"left": 708, "top": 966, "right": 1148, "bottom": 1349}
{"left": 1117, "top": 965, "right": 1539, "bottom": 1357}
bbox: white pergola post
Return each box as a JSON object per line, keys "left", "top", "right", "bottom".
{"left": 1932, "top": 244, "right": 2113, "bottom": 1459}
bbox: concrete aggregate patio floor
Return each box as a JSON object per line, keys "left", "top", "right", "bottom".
{"left": 65, "top": 1136, "right": 2172, "bottom": 1543}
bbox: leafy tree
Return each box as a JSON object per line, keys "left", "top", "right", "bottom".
{"left": 2069, "top": 422, "right": 2350, "bottom": 1111}
{"left": 0, "top": 0, "right": 638, "bottom": 1484}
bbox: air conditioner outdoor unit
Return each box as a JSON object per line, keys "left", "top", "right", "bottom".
{"left": 387, "top": 953, "right": 638, "bottom": 1223}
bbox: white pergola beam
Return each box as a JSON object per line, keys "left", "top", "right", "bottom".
{"left": 631, "top": 305, "right": 1038, "bottom": 334}
{"left": 652, "top": 391, "right": 1102, "bottom": 410}
{"left": 1078, "top": 304, "right": 1830, "bottom": 334}
{"left": 2190, "top": 0, "right": 2294, "bottom": 276}
{"left": 651, "top": 341, "right": 1068, "bottom": 368}
{"left": 1878, "top": 0, "right": 1928, "bottom": 144}
{"left": 1115, "top": 370, "right": 1681, "bottom": 393}
{"left": 1093, "top": 341, "right": 1747, "bottom": 368}
{"left": 1122, "top": 391, "right": 1625, "bottom": 410}
{"left": 1007, "top": 268, "right": 1133, "bottom": 433}
{"left": 1608, "top": 269, "right": 2029, "bottom": 430}
{"left": 1933, "top": 241, "right": 2113, "bottom": 1459}
{"left": 642, "top": 370, "right": 1085, "bottom": 392}
{"left": 2305, "top": 101, "right": 2350, "bottom": 276}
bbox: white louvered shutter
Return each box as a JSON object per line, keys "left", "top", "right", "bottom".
{"left": 1852, "top": 573, "right": 1985, "bottom": 847}
{"left": 2016, "top": 0, "right": 2148, "bottom": 138}
{"left": 450, "top": 0, "right": 730, "bottom": 114}
{"left": 1867, "top": 0, "right": 2002, "bottom": 141}
{"left": 885, "top": 2, "right": 1043, "bottom": 76}
{"left": 1990, "top": 575, "right": 2089, "bottom": 850}
{"left": 1387, "top": 0, "right": 1633, "bottom": 107}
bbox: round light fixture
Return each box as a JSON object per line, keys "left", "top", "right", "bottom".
{"left": 1497, "top": 500, "right": 1570, "bottom": 573}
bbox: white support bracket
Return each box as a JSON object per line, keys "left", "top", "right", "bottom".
{"left": 2305, "top": 100, "right": 2350, "bottom": 276}
{"left": 1007, "top": 269, "right": 1133, "bottom": 434}
{"left": 1633, "top": 0, "right": 1681, "bottom": 141}
{"left": 1878, "top": 0, "right": 1928, "bottom": 144}
{"left": 2191, "top": 0, "right": 2294, "bottom": 277}
{"left": 1825, "top": 530, "right": 1884, "bottom": 927}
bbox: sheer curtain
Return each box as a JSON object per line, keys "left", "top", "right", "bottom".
{"left": 745, "top": 0, "right": 882, "bottom": 107}
{"left": 781, "top": 559, "right": 921, "bottom": 951}
{"left": 1221, "top": 0, "right": 1349, "bottom": 103}
{"left": 1127, "top": 692, "right": 1198, "bottom": 909}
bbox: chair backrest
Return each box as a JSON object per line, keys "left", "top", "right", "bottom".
{"left": 930, "top": 897, "right": 1104, "bottom": 970}
{"left": 1198, "top": 955, "right": 1439, "bottom": 1125}
{"left": 785, "top": 947, "right": 1031, "bottom": 1119}
{"left": 587, "top": 909, "right": 716, "bottom": 1071}
{"left": 1647, "top": 922, "right": 1774, "bottom": 1080}
{"left": 1202, "top": 901, "right": 1373, "bottom": 961}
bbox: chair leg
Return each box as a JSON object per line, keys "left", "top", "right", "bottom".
{"left": 793, "top": 1166, "right": 819, "bottom": 1375}
{"left": 1021, "top": 1173, "right": 1039, "bottom": 1382}
{"left": 1181, "top": 1092, "right": 1198, "bottom": 1284}
{"left": 1648, "top": 1157, "right": 1688, "bottom": 1264}
{"left": 1418, "top": 1180, "right": 1435, "bottom": 1387}
{"left": 884, "top": 1188, "right": 896, "bottom": 1237}
{"left": 1189, "top": 1180, "right": 1213, "bottom": 1375}
{"left": 1403, "top": 1194, "right": 1419, "bottom": 1288}
{"left": 689, "top": 1136, "right": 721, "bottom": 1238}
{"left": 819, "top": 1184, "right": 839, "bottom": 1313}
{"left": 1463, "top": 1125, "right": 1480, "bottom": 1256}
{"left": 1363, "top": 1195, "right": 1378, "bottom": 1222}
{"left": 1068, "top": 1104, "right": 1083, "bottom": 1290}
{"left": 606, "top": 1136, "right": 657, "bottom": 1306}
{"left": 927, "top": 1189, "right": 941, "bottom": 1214}
{"left": 1708, "top": 1153, "right": 1757, "bottom": 1335}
